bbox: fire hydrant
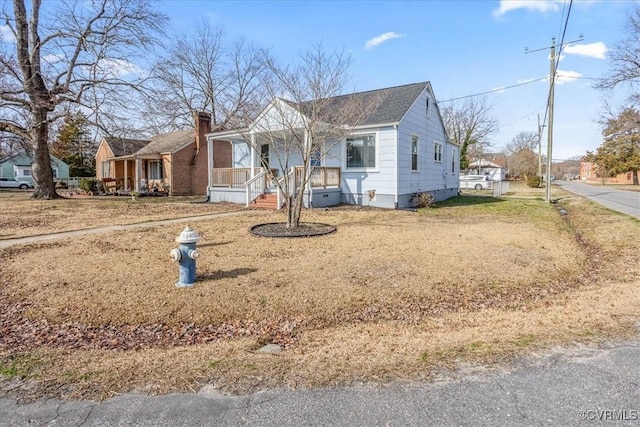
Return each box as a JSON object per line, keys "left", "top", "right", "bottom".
{"left": 169, "top": 225, "right": 201, "bottom": 288}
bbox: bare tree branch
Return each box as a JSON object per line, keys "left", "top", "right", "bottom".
{"left": 0, "top": 0, "right": 166, "bottom": 199}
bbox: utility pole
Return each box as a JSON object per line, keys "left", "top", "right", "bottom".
{"left": 525, "top": 34, "right": 583, "bottom": 202}
{"left": 546, "top": 37, "right": 555, "bottom": 203}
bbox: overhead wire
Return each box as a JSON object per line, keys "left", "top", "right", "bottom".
{"left": 438, "top": 77, "right": 548, "bottom": 103}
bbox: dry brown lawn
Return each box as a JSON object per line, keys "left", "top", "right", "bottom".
{"left": 0, "top": 183, "right": 638, "bottom": 401}
{"left": 0, "top": 192, "right": 240, "bottom": 240}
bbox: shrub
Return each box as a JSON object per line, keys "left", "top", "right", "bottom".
{"left": 526, "top": 176, "right": 542, "bottom": 188}
{"left": 411, "top": 192, "right": 435, "bottom": 208}
{"left": 79, "top": 178, "right": 98, "bottom": 192}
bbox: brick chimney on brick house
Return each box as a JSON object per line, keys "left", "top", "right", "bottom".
{"left": 194, "top": 111, "right": 211, "bottom": 156}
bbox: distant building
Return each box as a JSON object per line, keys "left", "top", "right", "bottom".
{"left": 0, "top": 153, "right": 70, "bottom": 184}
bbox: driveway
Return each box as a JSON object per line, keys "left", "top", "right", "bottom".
{"left": 1, "top": 338, "right": 639, "bottom": 426}
{"left": 555, "top": 180, "right": 639, "bottom": 218}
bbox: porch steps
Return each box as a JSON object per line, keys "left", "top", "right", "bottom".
{"left": 252, "top": 193, "right": 279, "bottom": 209}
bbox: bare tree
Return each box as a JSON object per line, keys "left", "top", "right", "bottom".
{"left": 144, "top": 20, "right": 270, "bottom": 134}
{"left": 245, "top": 44, "right": 383, "bottom": 228}
{"left": 0, "top": 0, "right": 166, "bottom": 199}
{"left": 441, "top": 96, "right": 498, "bottom": 169}
{"left": 504, "top": 131, "right": 538, "bottom": 179}
{"left": 596, "top": 7, "right": 640, "bottom": 105}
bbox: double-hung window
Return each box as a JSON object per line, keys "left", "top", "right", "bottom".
{"left": 434, "top": 143, "right": 443, "bottom": 162}
{"left": 452, "top": 148, "right": 457, "bottom": 173}
{"left": 411, "top": 135, "right": 419, "bottom": 171}
{"left": 148, "top": 160, "right": 163, "bottom": 180}
{"left": 346, "top": 134, "right": 376, "bottom": 169}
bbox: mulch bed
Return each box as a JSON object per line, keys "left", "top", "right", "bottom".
{"left": 250, "top": 222, "right": 336, "bottom": 238}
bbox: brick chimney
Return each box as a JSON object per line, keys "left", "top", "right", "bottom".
{"left": 194, "top": 111, "right": 211, "bottom": 154}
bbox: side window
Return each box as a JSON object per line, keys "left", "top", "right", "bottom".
{"left": 411, "top": 135, "right": 419, "bottom": 171}
{"left": 434, "top": 143, "right": 442, "bottom": 162}
{"left": 452, "top": 148, "right": 457, "bottom": 173}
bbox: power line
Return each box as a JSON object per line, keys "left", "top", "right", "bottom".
{"left": 438, "top": 77, "right": 548, "bottom": 103}
{"left": 500, "top": 105, "right": 547, "bottom": 129}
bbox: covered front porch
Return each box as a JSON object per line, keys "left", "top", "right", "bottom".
{"left": 208, "top": 165, "right": 342, "bottom": 208}
{"left": 100, "top": 155, "right": 169, "bottom": 195}
{"left": 206, "top": 118, "right": 343, "bottom": 208}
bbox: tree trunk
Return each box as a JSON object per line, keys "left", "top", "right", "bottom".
{"left": 633, "top": 169, "right": 639, "bottom": 186}
{"left": 30, "top": 109, "right": 59, "bottom": 199}
{"left": 286, "top": 191, "right": 303, "bottom": 229}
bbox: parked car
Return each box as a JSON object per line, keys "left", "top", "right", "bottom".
{"left": 0, "top": 177, "right": 33, "bottom": 189}
{"left": 459, "top": 175, "right": 492, "bottom": 190}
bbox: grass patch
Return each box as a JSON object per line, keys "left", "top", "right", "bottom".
{"left": 0, "top": 355, "right": 41, "bottom": 379}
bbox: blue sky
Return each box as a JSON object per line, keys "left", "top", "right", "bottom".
{"left": 143, "top": 2, "right": 640, "bottom": 159}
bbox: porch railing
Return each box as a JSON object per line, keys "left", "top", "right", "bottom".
{"left": 294, "top": 166, "right": 341, "bottom": 188}
{"left": 244, "top": 169, "right": 269, "bottom": 207}
{"left": 211, "top": 167, "right": 262, "bottom": 187}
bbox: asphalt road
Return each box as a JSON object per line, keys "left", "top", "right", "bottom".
{"left": 555, "top": 180, "right": 640, "bottom": 218}
{"left": 1, "top": 338, "right": 639, "bottom": 426}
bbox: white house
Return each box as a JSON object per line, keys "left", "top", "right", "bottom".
{"left": 205, "top": 81, "right": 460, "bottom": 209}
{"left": 466, "top": 159, "right": 506, "bottom": 181}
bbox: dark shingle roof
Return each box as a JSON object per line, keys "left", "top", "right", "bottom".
{"left": 104, "top": 137, "right": 150, "bottom": 157}
{"left": 290, "top": 81, "right": 429, "bottom": 126}
{"left": 135, "top": 129, "right": 194, "bottom": 155}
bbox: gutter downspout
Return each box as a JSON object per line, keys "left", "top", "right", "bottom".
{"left": 394, "top": 124, "right": 399, "bottom": 209}
{"left": 207, "top": 136, "right": 213, "bottom": 195}
{"left": 305, "top": 130, "right": 313, "bottom": 208}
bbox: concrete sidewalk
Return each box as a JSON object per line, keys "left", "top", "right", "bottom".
{"left": 0, "top": 210, "right": 258, "bottom": 249}
{"left": 0, "top": 338, "right": 638, "bottom": 426}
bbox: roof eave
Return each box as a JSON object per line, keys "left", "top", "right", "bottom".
{"left": 351, "top": 121, "right": 400, "bottom": 130}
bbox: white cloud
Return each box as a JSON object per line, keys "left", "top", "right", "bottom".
{"left": 43, "top": 54, "right": 64, "bottom": 64}
{"left": 555, "top": 70, "right": 581, "bottom": 85}
{"left": 563, "top": 42, "right": 608, "bottom": 59}
{"left": 97, "top": 58, "right": 143, "bottom": 77}
{"left": 364, "top": 32, "right": 403, "bottom": 50}
{"left": 0, "top": 25, "right": 16, "bottom": 43}
{"left": 493, "top": 0, "right": 560, "bottom": 17}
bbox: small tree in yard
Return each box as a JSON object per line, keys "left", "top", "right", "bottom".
{"left": 0, "top": 0, "right": 165, "bottom": 199}
{"left": 246, "top": 44, "right": 384, "bottom": 229}
{"left": 504, "top": 131, "right": 539, "bottom": 179}
{"left": 51, "top": 112, "right": 96, "bottom": 177}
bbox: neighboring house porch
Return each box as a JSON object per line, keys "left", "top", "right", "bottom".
{"left": 95, "top": 112, "right": 230, "bottom": 196}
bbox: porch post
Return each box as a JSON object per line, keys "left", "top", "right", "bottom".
{"left": 134, "top": 158, "right": 141, "bottom": 192}
{"left": 207, "top": 136, "right": 213, "bottom": 188}
{"left": 250, "top": 133, "right": 256, "bottom": 178}
{"left": 124, "top": 160, "right": 129, "bottom": 191}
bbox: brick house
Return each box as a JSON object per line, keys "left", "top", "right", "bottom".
{"left": 95, "top": 112, "right": 231, "bottom": 196}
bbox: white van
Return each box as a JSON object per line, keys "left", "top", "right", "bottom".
{"left": 459, "top": 175, "right": 492, "bottom": 190}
